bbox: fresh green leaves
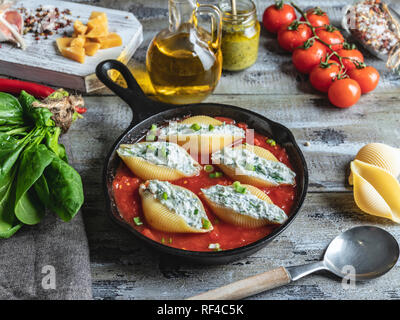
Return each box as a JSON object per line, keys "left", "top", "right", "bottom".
{"left": 0, "top": 93, "right": 24, "bottom": 126}
{"left": 14, "top": 144, "right": 54, "bottom": 225}
{"left": 43, "top": 157, "right": 84, "bottom": 222}
{"left": 0, "top": 90, "right": 84, "bottom": 238}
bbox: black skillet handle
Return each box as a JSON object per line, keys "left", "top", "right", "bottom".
{"left": 96, "top": 60, "right": 172, "bottom": 125}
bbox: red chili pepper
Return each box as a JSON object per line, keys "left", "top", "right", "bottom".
{"left": 0, "top": 78, "right": 55, "bottom": 99}
{"left": 75, "top": 106, "right": 87, "bottom": 114}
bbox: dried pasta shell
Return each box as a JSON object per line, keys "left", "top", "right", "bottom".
{"left": 351, "top": 160, "right": 400, "bottom": 223}
{"left": 349, "top": 143, "right": 400, "bottom": 185}
{"left": 202, "top": 184, "right": 279, "bottom": 228}
{"left": 117, "top": 142, "right": 201, "bottom": 181}
{"left": 216, "top": 144, "right": 282, "bottom": 187}
{"left": 139, "top": 184, "right": 212, "bottom": 233}
{"left": 180, "top": 115, "right": 223, "bottom": 126}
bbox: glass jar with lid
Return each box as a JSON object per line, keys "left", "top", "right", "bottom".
{"left": 218, "top": 0, "right": 260, "bottom": 71}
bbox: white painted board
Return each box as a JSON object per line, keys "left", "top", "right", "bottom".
{"left": 0, "top": 0, "right": 143, "bottom": 92}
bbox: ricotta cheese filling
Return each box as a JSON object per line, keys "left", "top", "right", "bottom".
{"left": 117, "top": 142, "right": 200, "bottom": 176}
{"left": 212, "top": 147, "right": 296, "bottom": 185}
{"left": 141, "top": 180, "right": 210, "bottom": 230}
{"left": 202, "top": 184, "right": 288, "bottom": 224}
{"left": 158, "top": 122, "right": 245, "bottom": 138}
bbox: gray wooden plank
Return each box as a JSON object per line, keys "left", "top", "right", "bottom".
{"left": 54, "top": 0, "right": 400, "bottom": 300}
{"left": 85, "top": 192, "right": 400, "bottom": 300}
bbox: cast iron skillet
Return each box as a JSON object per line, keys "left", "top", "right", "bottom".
{"left": 96, "top": 60, "right": 309, "bottom": 264}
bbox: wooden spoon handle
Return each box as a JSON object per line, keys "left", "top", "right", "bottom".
{"left": 187, "top": 266, "right": 291, "bottom": 300}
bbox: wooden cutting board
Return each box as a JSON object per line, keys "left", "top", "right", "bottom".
{"left": 0, "top": 0, "right": 143, "bottom": 92}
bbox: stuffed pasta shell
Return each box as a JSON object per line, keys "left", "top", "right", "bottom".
{"left": 158, "top": 115, "right": 245, "bottom": 154}
{"left": 117, "top": 142, "right": 201, "bottom": 181}
{"left": 139, "top": 180, "right": 213, "bottom": 233}
{"left": 212, "top": 144, "right": 296, "bottom": 187}
{"left": 201, "top": 183, "right": 288, "bottom": 228}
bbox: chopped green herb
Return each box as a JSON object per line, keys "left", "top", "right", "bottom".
{"left": 194, "top": 209, "right": 199, "bottom": 215}
{"left": 169, "top": 237, "right": 173, "bottom": 244}
{"left": 266, "top": 139, "right": 276, "bottom": 147}
{"left": 146, "top": 134, "right": 156, "bottom": 141}
{"left": 160, "top": 147, "right": 167, "bottom": 158}
{"left": 150, "top": 124, "right": 157, "bottom": 131}
{"left": 190, "top": 123, "right": 201, "bottom": 131}
{"left": 209, "top": 172, "right": 223, "bottom": 178}
{"left": 208, "top": 243, "right": 221, "bottom": 251}
{"left": 208, "top": 124, "right": 214, "bottom": 131}
{"left": 233, "top": 181, "right": 246, "bottom": 193}
{"left": 146, "top": 144, "right": 156, "bottom": 150}
{"left": 133, "top": 217, "right": 143, "bottom": 226}
{"left": 202, "top": 219, "right": 211, "bottom": 229}
{"left": 161, "top": 237, "right": 165, "bottom": 244}
{"left": 245, "top": 163, "right": 255, "bottom": 171}
{"left": 162, "top": 192, "right": 168, "bottom": 200}
{"left": 204, "top": 165, "right": 214, "bottom": 173}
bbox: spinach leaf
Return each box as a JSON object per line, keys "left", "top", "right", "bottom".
{"left": 0, "top": 133, "right": 27, "bottom": 184}
{"left": 0, "top": 167, "right": 22, "bottom": 238}
{"left": 14, "top": 144, "right": 54, "bottom": 225}
{"left": 34, "top": 174, "right": 50, "bottom": 207}
{"left": 44, "top": 157, "right": 84, "bottom": 222}
{"left": 0, "top": 92, "right": 24, "bottom": 126}
{"left": 44, "top": 127, "right": 67, "bottom": 162}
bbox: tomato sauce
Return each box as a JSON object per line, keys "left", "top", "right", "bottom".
{"left": 112, "top": 118, "right": 297, "bottom": 252}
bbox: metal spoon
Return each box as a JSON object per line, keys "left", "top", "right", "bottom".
{"left": 188, "top": 226, "right": 399, "bottom": 300}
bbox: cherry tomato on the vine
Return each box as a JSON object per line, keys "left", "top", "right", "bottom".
{"left": 277, "top": 21, "right": 312, "bottom": 52}
{"left": 316, "top": 25, "right": 344, "bottom": 52}
{"left": 309, "top": 60, "right": 341, "bottom": 92}
{"left": 328, "top": 78, "right": 361, "bottom": 108}
{"left": 292, "top": 38, "right": 327, "bottom": 74}
{"left": 334, "top": 45, "right": 364, "bottom": 71}
{"left": 300, "top": 7, "right": 330, "bottom": 27}
{"left": 262, "top": 1, "right": 296, "bottom": 34}
{"left": 347, "top": 66, "right": 380, "bottom": 93}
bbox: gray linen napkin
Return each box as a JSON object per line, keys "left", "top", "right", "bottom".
{"left": 0, "top": 212, "right": 92, "bottom": 300}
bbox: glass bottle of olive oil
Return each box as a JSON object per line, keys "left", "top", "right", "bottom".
{"left": 146, "top": 0, "right": 223, "bottom": 104}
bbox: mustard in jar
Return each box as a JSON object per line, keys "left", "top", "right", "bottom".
{"left": 219, "top": 0, "right": 260, "bottom": 71}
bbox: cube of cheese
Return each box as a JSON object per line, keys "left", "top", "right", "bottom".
{"left": 61, "top": 46, "right": 85, "bottom": 64}
{"left": 70, "top": 36, "right": 86, "bottom": 48}
{"left": 86, "top": 16, "right": 109, "bottom": 38}
{"left": 56, "top": 37, "right": 73, "bottom": 52}
{"left": 84, "top": 42, "right": 101, "bottom": 56}
{"left": 92, "top": 33, "right": 122, "bottom": 49}
{"left": 73, "top": 20, "right": 87, "bottom": 36}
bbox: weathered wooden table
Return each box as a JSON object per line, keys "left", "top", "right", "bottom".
{"left": 66, "top": 0, "right": 400, "bottom": 299}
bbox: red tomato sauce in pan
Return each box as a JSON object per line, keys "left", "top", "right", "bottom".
{"left": 112, "top": 117, "right": 297, "bottom": 251}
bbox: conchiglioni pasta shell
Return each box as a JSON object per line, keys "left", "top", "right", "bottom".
{"left": 180, "top": 115, "right": 223, "bottom": 126}
{"left": 349, "top": 143, "right": 400, "bottom": 185}
{"left": 165, "top": 115, "right": 242, "bottom": 155}
{"left": 139, "top": 185, "right": 213, "bottom": 233}
{"left": 215, "top": 144, "right": 281, "bottom": 187}
{"left": 202, "top": 184, "right": 280, "bottom": 228}
{"left": 118, "top": 143, "right": 201, "bottom": 181}
{"left": 351, "top": 160, "right": 400, "bottom": 223}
